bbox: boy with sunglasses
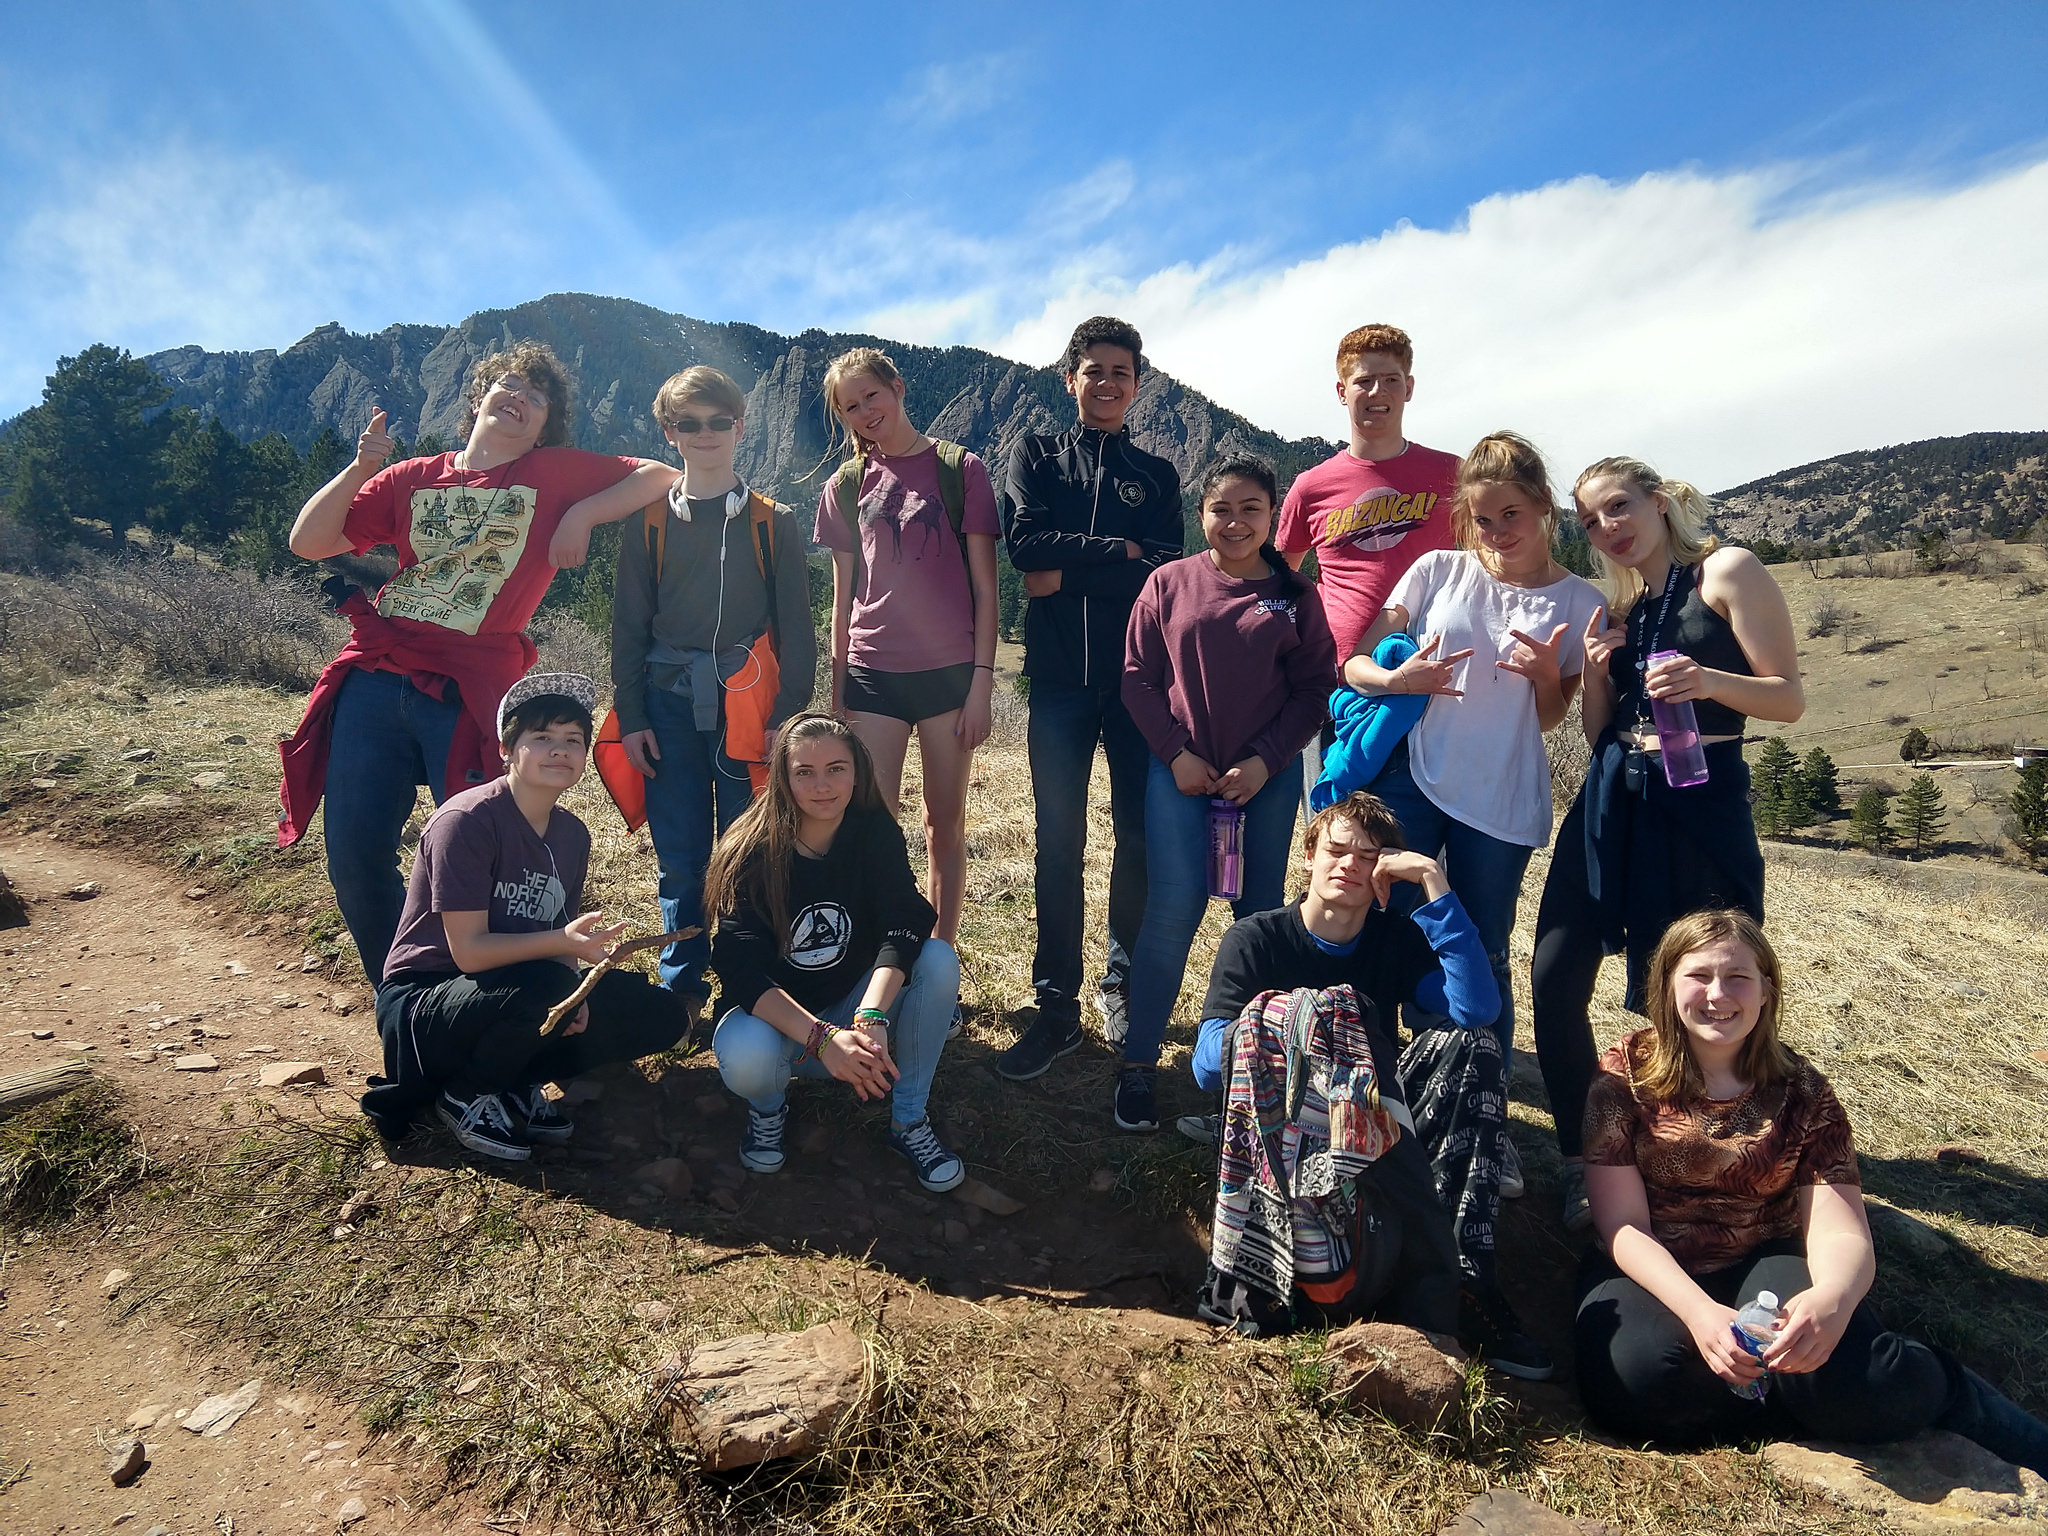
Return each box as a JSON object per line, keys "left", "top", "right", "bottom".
{"left": 281, "top": 341, "right": 678, "bottom": 984}
{"left": 572, "top": 367, "right": 815, "bottom": 1025}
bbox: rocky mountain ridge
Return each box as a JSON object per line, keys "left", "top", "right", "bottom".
{"left": 144, "top": 293, "right": 1340, "bottom": 514}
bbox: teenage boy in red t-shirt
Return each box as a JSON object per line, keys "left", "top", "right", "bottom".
{"left": 280, "top": 340, "right": 675, "bottom": 983}
{"left": 1276, "top": 324, "right": 1459, "bottom": 663}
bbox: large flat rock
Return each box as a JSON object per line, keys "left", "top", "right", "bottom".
{"left": 1764, "top": 1431, "right": 2048, "bottom": 1532}
{"left": 653, "top": 1319, "right": 871, "bottom": 1471}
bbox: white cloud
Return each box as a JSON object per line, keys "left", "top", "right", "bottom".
{"left": 0, "top": 141, "right": 528, "bottom": 413}
{"left": 889, "top": 51, "right": 1018, "bottom": 124}
{"left": 983, "top": 160, "right": 2048, "bottom": 490}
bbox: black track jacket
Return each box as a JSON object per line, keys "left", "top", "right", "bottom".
{"left": 1000, "top": 424, "right": 1184, "bottom": 690}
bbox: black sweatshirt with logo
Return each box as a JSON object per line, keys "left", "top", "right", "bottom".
{"left": 710, "top": 807, "right": 936, "bottom": 1017}
{"left": 1000, "top": 423, "right": 1184, "bottom": 690}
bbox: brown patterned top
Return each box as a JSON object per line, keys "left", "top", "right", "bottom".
{"left": 1582, "top": 1028, "right": 1861, "bottom": 1273}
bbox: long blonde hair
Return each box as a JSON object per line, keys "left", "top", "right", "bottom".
{"left": 1638, "top": 909, "right": 1794, "bottom": 1103}
{"left": 701, "top": 714, "right": 885, "bottom": 953}
{"left": 1573, "top": 455, "right": 1719, "bottom": 617}
{"left": 820, "top": 347, "right": 907, "bottom": 465}
{"left": 1453, "top": 431, "right": 1561, "bottom": 580}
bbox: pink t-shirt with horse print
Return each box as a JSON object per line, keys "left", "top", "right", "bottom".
{"left": 813, "top": 444, "right": 999, "bottom": 672}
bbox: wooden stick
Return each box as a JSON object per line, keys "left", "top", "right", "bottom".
{"left": 0, "top": 1059, "right": 94, "bottom": 1119}
{"left": 539, "top": 928, "right": 698, "bottom": 1036}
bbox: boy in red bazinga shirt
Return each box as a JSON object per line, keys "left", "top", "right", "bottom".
{"left": 1277, "top": 324, "right": 1459, "bottom": 664}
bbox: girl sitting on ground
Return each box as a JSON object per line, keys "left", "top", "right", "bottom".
{"left": 1115, "top": 453, "right": 1338, "bottom": 1133}
{"left": 1533, "top": 456, "right": 1804, "bottom": 1233}
{"left": 1576, "top": 908, "right": 2047, "bottom": 1471}
{"left": 704, "top": 713, "right": 965, "bottom": 1191}
{"left": 815, "top": 348, "right": 1000, "bottom": 994}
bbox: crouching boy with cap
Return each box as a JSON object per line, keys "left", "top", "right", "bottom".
{"left": 362, "top": 673, "right": 691, "bottom": 1161}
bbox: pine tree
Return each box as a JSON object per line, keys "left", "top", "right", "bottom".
{"left": 1753, "top": 736, "right": 1798, "bottom": 805}
{"left": 1900, "top": 726, "right": 1932, "bottom": 762}
{"left": 2007, "top": 757, "right": 2048, "bottom": 862}
{"left": 1779, "top": 771, "right": 1817, "bottom": 831}
{"left": 1895, "top": 773, "right": 1948, "bottom": 855}
{"left": 1799, "top": 747, "right": 1841, "bottom": 817}
{"left": 1849, "top": 787, "right": 1894, "bottom": 852}
{"left": 6, "top": 344, "right": 173, "bottom": 546}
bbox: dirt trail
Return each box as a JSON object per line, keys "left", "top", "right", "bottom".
{"left": 0, "top": 834, "right": 1232, "bottom": 1532}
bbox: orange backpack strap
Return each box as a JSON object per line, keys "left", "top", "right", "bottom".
{"left": 748, "top": 490, "right": 780, "bottom": 656}
{"left": 641, "top": 499, "right": 666, "bottom": 579}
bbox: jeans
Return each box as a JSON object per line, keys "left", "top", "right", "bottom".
{"left": 642, "top": 685, "right": 753, "bottom": 999}
{"left": 324, "top": 666, "right": 471, "bottom": 983}
{"left": 1027, "top": 680, "right": 1150, "bottom": 1017}
{"left": 712, "top": 939, "right": 959, "bottom": 1129}
{"left": 366, "top": 959, "right": 690, "bottom": 1131}
{"left": 1575, "top": 1239, "right": 1954, "bottom": 1448}
{"left": 1123, "top": 753, "right": 1301, "bottom": 1067}
{"left": 1367, "top": 740, "right": 1535, "bottom": 1066}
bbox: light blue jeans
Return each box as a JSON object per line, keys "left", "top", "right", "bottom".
{"left": 711, "top": 939, "right": 958, "bottom": 1129}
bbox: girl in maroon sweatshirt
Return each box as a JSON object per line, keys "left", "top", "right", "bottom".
{"left": 1112, "top": 454, "right": 1338, "bottom": 1131}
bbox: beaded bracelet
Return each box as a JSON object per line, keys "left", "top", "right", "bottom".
{"left": 853, "top": 1006, "right": 892, "bottom": 1031}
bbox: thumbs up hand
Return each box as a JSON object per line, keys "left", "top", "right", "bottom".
{"left": 353, "top": 407, "right": 393, "bottom": 473}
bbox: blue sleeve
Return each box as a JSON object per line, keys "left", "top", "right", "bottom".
{"left": 1193, "top": 1016, "right": 1231, "bottom": 1091}
{"left": 1409, "top": 890, "right": 1500, "bottom": 1029}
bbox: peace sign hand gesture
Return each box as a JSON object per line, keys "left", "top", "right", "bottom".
{"left": 1582, "top": 605, "right": 1627, "bottom": 674}
{"left": 1388, "top": 634, "right": 1475, "bottom": 697}
{"left": 1498, "top": 622, "right": 1571, "bottom": 691}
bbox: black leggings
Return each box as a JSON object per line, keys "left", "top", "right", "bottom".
{"left": 1530, "top": 794, "right": 1747, "bottom": 1157}
{"left": 1574, "top": 1239, "right": 1957, "bottom": 1448}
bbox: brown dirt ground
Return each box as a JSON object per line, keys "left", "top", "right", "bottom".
{"left": 0, "top": 835, "right": 1262, "bottom": 1533}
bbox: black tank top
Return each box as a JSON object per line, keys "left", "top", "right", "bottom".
{"left": 1611, "top": 563, "right": 1751, "bottom": 738}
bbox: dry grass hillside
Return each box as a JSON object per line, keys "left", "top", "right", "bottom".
{"left": 1752, "top": 538, "right": 2048, "bottom": 864}
{"left": 3, "top": 635, "right": 2047, "bottom": 1531}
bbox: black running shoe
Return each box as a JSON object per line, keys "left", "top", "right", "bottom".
{"left": 993, "top": 1014, "right": 1085, "bottom": 1081}
{"left": 1460, "top": 1283, "right": 1555, "bottom": 1381}
{"left": 1113, "top": 1064, "right": 1160, "bottom": 1132}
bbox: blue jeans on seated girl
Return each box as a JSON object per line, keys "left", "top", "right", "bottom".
{"left": 712, "top": 939, "right": 958, "bottom": 1127}
{"left": 1367, "top": 738, "right": 1534, "bottom": 1066}
{"left": 1123, "top": 754, "right": 1302, "bottom": 1068}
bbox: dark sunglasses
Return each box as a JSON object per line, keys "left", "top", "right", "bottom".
{"left": 671, "top": 414, "right": 736, "bottom": 434}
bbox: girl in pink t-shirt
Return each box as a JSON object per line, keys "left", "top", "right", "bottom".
{"left": 814, "top": 347, "right": 1000, "bottom": 954}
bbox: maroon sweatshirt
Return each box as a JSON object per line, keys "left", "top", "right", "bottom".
{"left": 1121, "top": 554, "right": 1338, "bottom": 775}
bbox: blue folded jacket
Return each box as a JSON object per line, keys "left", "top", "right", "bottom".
{"left": 1309, "top": 632, "right": 1426, "bottom": 812}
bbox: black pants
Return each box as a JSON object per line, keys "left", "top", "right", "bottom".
{"left": 1574, "top": 1239, "right": 1957, "bottom": 1448}
{"left": 1397, "top": 1024, "right": 1506, "bottom": 1290}
{"left": 364, "top": 961, "right": 688, "bottom": 1132}
{"left": 1530, "top": 793, "right": 1747, "bottom": 1157}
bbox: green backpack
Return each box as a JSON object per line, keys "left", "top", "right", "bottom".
{"left": 831, "top": 441, "right": 969, "bottom": 602}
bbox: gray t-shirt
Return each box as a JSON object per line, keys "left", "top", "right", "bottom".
{"left": 383, "top": 778, "right": 590, "bottom": 979}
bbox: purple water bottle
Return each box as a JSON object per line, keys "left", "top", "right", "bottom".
{"left": 1647, "top": 649, "right": 1709, "bottom": 788}
{"left": 1207, "top": 798, "right": 1245, "bottom": 900}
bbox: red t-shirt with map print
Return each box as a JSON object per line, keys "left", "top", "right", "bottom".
{"left": 1276, "top": 443, "right": 1459, "bottom": 661}
{"left": 343, "top": 447, "right": 640, "bottom": 638}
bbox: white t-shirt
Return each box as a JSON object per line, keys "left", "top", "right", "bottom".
{"left": 1384, "top": 550, "right": 1606, "bottom": 847}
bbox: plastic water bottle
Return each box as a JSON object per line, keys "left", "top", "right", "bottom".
{"left": 1647, "top": 650, "right": 1710, "bottom": 788}
{"left": 1729, "top": 1290, "right": 1781, "bottom": 1400}
{"left": 1207, "top": 798, "right": 1245, "bottom": 901}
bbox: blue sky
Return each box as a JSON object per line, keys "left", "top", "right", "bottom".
{"left": 3, "top": 2, "right": 2046, "bottom": 485}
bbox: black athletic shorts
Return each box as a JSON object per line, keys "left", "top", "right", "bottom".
{"left": 843, "top": 662, "right": 975, "bottom": 724}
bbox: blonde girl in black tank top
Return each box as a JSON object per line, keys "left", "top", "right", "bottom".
{"left": 1530, "top": 456, "right": 1805, "bottom": 1233}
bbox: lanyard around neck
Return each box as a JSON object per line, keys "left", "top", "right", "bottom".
{"left": 1630, "top": 562, "right": 1686, "bottom": 719}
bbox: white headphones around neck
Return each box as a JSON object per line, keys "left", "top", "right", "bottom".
{"left": 668, "top": 481, "right": 746, "bottom": 523}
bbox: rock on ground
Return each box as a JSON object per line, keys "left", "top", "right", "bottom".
{"left": 182, "top": 1378, "right": 263, "bottom": 1437}
{"left": 1437, "top": 1490, "right": 1617, "bottom": 1534}
{"left": 1322, "top": 1320, "right": 1465, "bottom": 1431}
{"left": 1764, "top": 1431, "right": 2048, "bottom": 1532}
{"left": 257, "top": 1060, "right": 325, "bottom": 1088}
{"left": 107, "top": 1436, "right": 146, "bottom": 1486}
{"left": 653, "top": 1319, "right": 871, "bottom": 1471}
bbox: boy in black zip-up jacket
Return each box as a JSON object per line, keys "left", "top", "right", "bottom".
{"left": 995, "top": 317, "right": 1183, "bottom": 1081}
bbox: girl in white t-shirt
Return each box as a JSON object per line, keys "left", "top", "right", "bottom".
{"left": 1341, "top": 432, "right": 1604, "bottom": 1080}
